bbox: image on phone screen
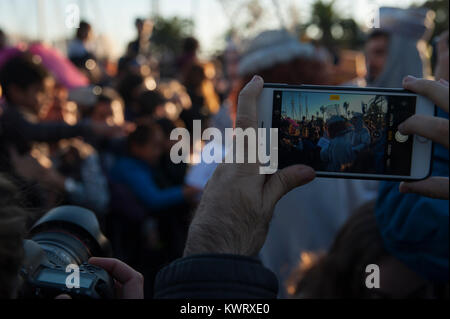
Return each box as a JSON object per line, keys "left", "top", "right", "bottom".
{"left": 272, "top": 90, "right": 417, "bottom": 176}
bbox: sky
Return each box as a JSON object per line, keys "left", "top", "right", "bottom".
{"left": 282, "top": 91, "right": 386, "bottom": 120}
{"left": 0, "top": 0, "right": 427, "bottom": 58}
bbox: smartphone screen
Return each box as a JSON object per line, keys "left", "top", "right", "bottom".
{"left": 272, "top": 90, "right": 417, "bottom": 176}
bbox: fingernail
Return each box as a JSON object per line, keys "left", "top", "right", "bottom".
{"left": 252, "top": 75, "right": 262, "bottom": 82}
{"left": 403, "top": 75, "right": 417, "bottom": 84}
{"left": 398, "top": 122, "right": 405, "bottom": 132}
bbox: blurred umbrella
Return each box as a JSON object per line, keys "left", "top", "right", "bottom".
{"left": 0, "top": 46, "right": 22, "bottom": 69}
{"left": 29, "top": 43, "right": 89, "bottom": 89}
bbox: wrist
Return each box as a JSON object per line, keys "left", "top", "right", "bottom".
{"left": 183, "top": 217, "right": 268, "bottom": 258}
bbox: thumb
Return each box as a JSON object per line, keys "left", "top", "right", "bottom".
{"left": 264, "top": 165, "right": 316, "bottom": 206}
{"left": 235, "top": 75, "right": 264, "bottom": 131}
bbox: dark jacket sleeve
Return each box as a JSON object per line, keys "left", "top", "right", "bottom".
{"left": 154, "top": 254, "right": 279, "bottom": 299}
{"left": 1, "top": 107, "right": 91, "bottom": 151}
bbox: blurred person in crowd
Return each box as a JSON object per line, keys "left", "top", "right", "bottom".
{"left": 0, "top": 176, "right": 29, "bottom": 298}
{"left": 155, "top": 76, "right": 449, "bottom": 299}
{"left": 16, "top": 80, "right": 111, "bottom": 216}
{"left": 43, "top": 138, "right": 111, "bottom": 217}
{"left": 365, "top": 30, "right": 390, "bottom": 85}
{"left": 180, "top": 63, "right": 220, "bottom": 134}
{"left": 365, "top": 8, "right": 449, "bottom": 284}
{"left": 128, "top": 18, "right": 154, "bottom": 59}
{"left": 365, "top": 7, "right": 434, "bottom": 88}
{"left": 137, "top": 90, "right": 167, "bottom": 120}
{"left": 158, "top": 79, "right": 194, "bottom": 122}
{"left": 118, "top": 42, "right": 140, "bottom": 78}
{"left": 156, "top": 117, "right": 188, "bottom": 186}
{"left": 68, "top": 21, "right": 96, "bottom": 68}
{"left": 292, "top": 202, "right": 448, "bottom": 298}
{"left": 434, "top": 31, "right": 449, "bottom": 82}
{"left": 184, "top": 102, "right": 233, "bottom": 190}
{"left": 231, "top": 30, "right": 379, "bottom": 297}
{"left": 0, "top": 29, "right": 7, "bottom": 51}
{"left": 177, "top": 37, "right": 200, "bottom": 78}
{"left": 116, "top": 72, "right": 145, "bottom": 121}
{"left": 109, "top": 122, "right": 200, "bottom": 296}
{"left": 67, "top": 21, "right": 107, "bottom": 85}
{"left": 299, "top": 78, "right": 450, "bottom": 297}
{"left": 0, "top": 55, "right": 119, "bottom": 172}
{"left": 110, "top": 122, "right": 200, "bottom": 213}
{"left": 0, "top": 175, "right": 144, "bottom": 299}
{"left": 82, "top": 91, "right": 128, "bottom": 173}
{"left": 376, "top": 75, "right": 449, "bottom": 283}
{"left": 234, "top": 30, "right": 331, "bottom": 97}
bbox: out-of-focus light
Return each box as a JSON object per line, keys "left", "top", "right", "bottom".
{"left": 164, "top": 102, "right": 177, "bottom": 119}
{"left": 64, "top": 101, "right": 78, "bottom": 126}
{"left": 331, "top": 24, "right": 344, "bottom": 40}
{"left": 144, "top": 77, "right": 157, "bottom": 91}
{"left": 204, "top": 63, "right": 216, "bottom": 79}
{"left": 287, "top": 285, "right": 296, "bottom": 296}
{"left": 192, "top": 139, "right": 203, "bottom": 164}
{"left": 106, "top": 117, "right": 115, "bottom": 126}
{"left": 32, "top": 55, "right": 42, "bottom": 65}
{"left": 0, "top": 84, "right": 2, "bottom": 99}
{"left": 31, "top": 148, "right": 52, "bottom": 169}
{"left": 93, "top": 86, "right": 103, "bottom": 96}
{"left": 85, "top": 59, "right": 97, "bottom": 71}
{"left": 306, "top": 24, "right": 323, "bottom": 40}
{"left": 66, "top": 101, "right": 78, "bottom": 113}
{"left": 141, "top": 65, "right": 151, "bottom": 76}
{"left": 111, "top": 100, "right": 125, "bottom": 125}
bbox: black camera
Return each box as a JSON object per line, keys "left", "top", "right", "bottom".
{"left": 19, "top": 206, "right": 115, "bottom": 299}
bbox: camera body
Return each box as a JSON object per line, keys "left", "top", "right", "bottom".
{"left": 19, "top": 206, "right": 115, "bottom": 299}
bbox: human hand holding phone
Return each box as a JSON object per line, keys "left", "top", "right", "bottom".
{"left": 184, "top": 76, "right": 316, "bottom": 257}
{"left": 398, "top": 77, "right": 449, "bottom": 200}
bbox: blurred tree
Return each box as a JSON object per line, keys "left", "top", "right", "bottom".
{"left": 310, "top": 0, "right": 338, "bottom": 47}
{"left": 151, "top": 16, "right": 194, "bottom": 57}
{"left": 219, "top": 0, "right": 266, "bottom": 38}
{"left": 150, "top": 16, "right": 194, "bottom": 78}
{"left": 337, "top": 18, "right": 366, "bottom": 50}
{"left": 298, "top": 0, "right": 365, "bottom": 51}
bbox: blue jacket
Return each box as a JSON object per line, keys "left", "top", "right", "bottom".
{"left": 110, "top": 156, "right": 184, "bottom": 212}
{"left": 375, "top": 108, "right": 449, "bottom": 282}
{"left": 320, "top": 129, "right": 355, "bottom": 171}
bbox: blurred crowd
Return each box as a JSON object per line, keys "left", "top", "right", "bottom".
{"left": 0, "top": 5, "right": 448, "bottom": 299}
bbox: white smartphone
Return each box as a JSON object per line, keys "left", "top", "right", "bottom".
{"left": 258, "top": 84, "right": 435, "bottom": 181}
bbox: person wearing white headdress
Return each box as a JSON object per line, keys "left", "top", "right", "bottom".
{"left": 365, "top": 7, "right": 435, "bottom": 88}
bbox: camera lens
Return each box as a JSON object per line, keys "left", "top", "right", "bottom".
{"left": 28, "top": 206, "right": 112, "bottom": 267}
